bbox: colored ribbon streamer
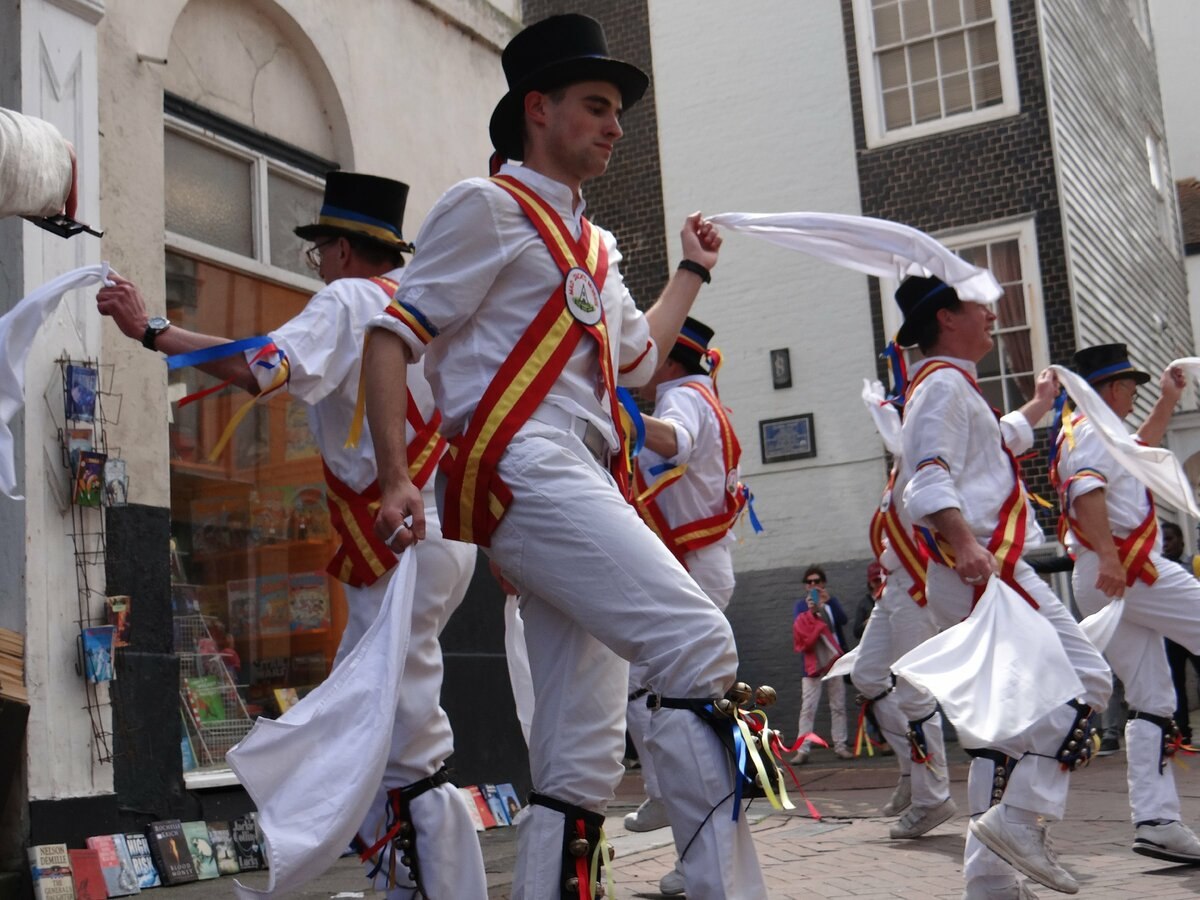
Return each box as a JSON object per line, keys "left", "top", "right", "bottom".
{"left": 205, "top": 345, "right": 290, "bottom": 461}
{"left": 165, "top": 335, "right": 273, "bottom": 370}
{"left": 738, "top": 484, "right": 764, "bottom": 533}
{"left": 616, "top": 386, "right": 645, "bottom": 459}
{"left": 882, "top": 340, "right": 908, "bottom": 405}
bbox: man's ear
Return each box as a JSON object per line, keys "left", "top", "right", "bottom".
{"left": 524, "top": 90, "right": 550, "bottom": 129}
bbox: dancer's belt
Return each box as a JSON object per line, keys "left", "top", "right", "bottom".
{"left": 528, "top": 404, "right": 611, "bottom": 465}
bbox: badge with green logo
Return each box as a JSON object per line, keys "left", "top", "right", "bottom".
{"left": 564, "top": 268, "right": 602, "bottom": 326}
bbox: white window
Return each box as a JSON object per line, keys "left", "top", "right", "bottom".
{"left": 879, "top": 218, "right": 1048, "bottom": 414}
{"left": 851, "top": 0, "right": 1020, "bottom": 147}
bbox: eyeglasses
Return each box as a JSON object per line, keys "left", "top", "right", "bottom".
{"left": 804, "top": 578, "right": 823, "bottom": 585}
{"left": 305, "top": 238, "right": 338, "bottom": 270}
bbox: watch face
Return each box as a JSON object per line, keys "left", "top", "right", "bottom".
{"left": 148, "top": 316, "right": 170, "bottom": 330}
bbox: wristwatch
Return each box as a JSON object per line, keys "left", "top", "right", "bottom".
{"left": 142, "top": 316, "right": 171, "bottom": 350}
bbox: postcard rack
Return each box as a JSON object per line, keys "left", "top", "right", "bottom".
{"left": 175, "top": 613, "right": 253, "bottom": 767}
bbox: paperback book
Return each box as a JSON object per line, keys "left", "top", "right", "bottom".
{"left": 66, "top": 364, "right": 97, "bottom": 422}
{"left": 28, "top": 843, "right": 74, "bottom": 900}
{"left": 74, "top": 451, "right": 107, "bottom": 508}
{"left": 121, "top": 833, "right": 161, "bottom": 889}
{"left": 82, "top": 626, "right": 116, "bottom": 684}
{"left": 288, "top": 571, "right": 329, "bottom": 633}
{"left": 145, "top": 820, "right": 196, "bottom": 885}
{"left": 66, "top": 849, "right": 105, "bottom": 900}
{"left": 206, "top": 821, "right": 239, "bottom": 875}
{"left": 180, "top": 821, "right": 218, "bottom": 880}
{"left": 183, "top": 675, "right": 226, "bottom": 723}
{"left": 230, "top": 813, "right": 263, "bottom": 871}
{"left": 85, "top": 834, "right": 140, "bottom": 896}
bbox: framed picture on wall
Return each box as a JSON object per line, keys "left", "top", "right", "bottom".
{"left": 759, "top": 413, "right": 816, "bottom": 464}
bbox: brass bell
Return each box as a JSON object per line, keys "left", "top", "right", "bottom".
{"left": 728, "top": 682, "right": 753, "bottom": 705}
{"left": 992, "top": 789, "right": 1004, "bottom": 802}
{"left": 755, "top": 685, "right": 778, "bottom": 707}
{"left": 399, "top": 837, "right": 413, "bottom": 849}
{"left": 564, "top": 876, "right": 580, "bottom": 894}
{"left": 1073, "top": 728, "right": 1084, "bottom": 739}
{"left": 400, "top": 854, "right": 412, "bottom": 867}
{"left": 568, "top": 838, "right": 589, "bottom": 858}
{"left": 605, "top": 845, "right": 616, "bottom": 861}
{"left": 1067, "top": 740, "right": 1077, "bottom": 750}
{"left": 993, "top": 775, "right": 1005, "bottom": 788}
{"left": 714, "top": 698, "right": 735, "bottom": 716}
{"left": 595, "top": 884, "right": 606, "bottom": 898}
{"left": 1060, "top": 750, "right": 1070, "bottom": 760}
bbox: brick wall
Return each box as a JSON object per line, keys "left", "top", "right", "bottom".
{"left": 520, "top": 1, "right": 669, "bottom": 309}
{"left": 842, "top": 0, "right": 1068, "bottom": 498}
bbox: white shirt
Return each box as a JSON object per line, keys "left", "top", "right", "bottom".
{"left": 1056, "top": 415, "right": 1158, "bottom": 548}
{"left": 0, "top": 108, "right": 72, "bottom": 218}
{"left": 901, "top": 355, "right": 1043, "bottom": 547}
{"left": 367, "top": 164, "right": 657, "bottom": 450}
{"left": 640, "top": 373, "right": 738, "bottom": 540}
{"left": 247, "top": 269, "right": 437, "bottom": 494}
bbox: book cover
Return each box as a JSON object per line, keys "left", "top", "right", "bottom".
{"left": 253, "top": 813, "right": 270, "bottom": 869}
{"left": 183, "top": 675, "right": 226, "bottom": 723}
{"left": 226, "top": 578, "right": 257, "bottom": 642}
{"left": 145, "top": 820, "right": 196, "bottom": 885}
{"left": 28, "top": 843, "right": 74, "bottom": 900}
{"left": 121, "top": 833, "right": 160, "bottom": 889}
{"left": 288, "top": 572, "right": 329, "bottom": 633}
{"left": 272, "top": 687, "right": 299, "bottom": 716}
{"left": 171, "top": 584, "right": 201, "bottom": 617}
{"left": 179, "top": 821, "right": 217, "bottom": 880}
{"left": 67, "top": 427, "right": 93, "bottom": 471}
{"left": 106, "top": 596, "right": 131, "bottom": 648}
{"left": 67, "top": 849, "right": 107, "bottom": 900}
{"left": 288, "top": 651, "right": 327, "bottom": 684}
{"left": 230, "top": 814, "right": 263, "bottom": 871}
{"left": 74, "top": 451, "right": 107, "bottom": 508}
{"left": 104, "top": 458, "right": 128, "bottom": 507}
{"left": 284, "top": 400, "right": 318, "bottom": 460}
{"left": 85, "top": 835, "right": 139, "bottom": 897}
{"left": 257, "top": 574, "right": 290, "bottom": 637}
{"left": 249, "top": 487, "right": 289, "bottom": 544}
{"left": 289, "top": 484, "right": 331, "bottom": 539}
{"left": 205, "top": 821, "right": 239, "bottom": 876}
{"left": 66, "top": 364, "right": 98, "bottom": 422}
{"left": 465, "top": 785, "right": 497, "bottom": 829}
{"left": 481, "top": 783, "right": 509, "bottom": 826}
{"left": 82, "top": 626, "right": 115, "bottom": 684}
{"left": 457, "top": 787, "right": 485, "bottom": 831}
{"left": 496, "top": 783, "right": 523, "bottom": 825}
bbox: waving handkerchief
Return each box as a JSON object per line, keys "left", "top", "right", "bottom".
{"left": 1050, "top": 364, "right": 1200, "bottom": 519}
{"left": 0, "top": 263, "right": 113, "bottom": 498}
{"left": 862, "top": 379, "right": 902, "bottom": 456}
{"left": 708, "top": 211, "right": 1002, "bottom": 303}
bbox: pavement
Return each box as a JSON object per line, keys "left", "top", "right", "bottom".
{"left": 174, "top": 742, "right": 1200, "bottom": 898}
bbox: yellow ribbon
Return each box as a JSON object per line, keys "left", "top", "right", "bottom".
{"left": 206, "top": 356, "right": 290, "bottom": 461}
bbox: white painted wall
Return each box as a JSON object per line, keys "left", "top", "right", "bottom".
{"left": 649, "top": 3, "right": 882, "bottom": 573}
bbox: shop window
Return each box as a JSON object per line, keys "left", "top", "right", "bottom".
{"left": 164, "top": 114, "right": 339, "bottom": 781}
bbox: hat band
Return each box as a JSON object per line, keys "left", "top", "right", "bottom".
{"left": 1086, "top": 361, "right": 1136, "bottom": 383}
{"left": 675, "top": 333, "right": 708, "bottom": 355}
{"left": 317, "top": 204, "right": 404, "bottom": 244}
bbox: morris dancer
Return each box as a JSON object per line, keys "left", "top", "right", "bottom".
{"left": 363, "top": 14, "right": 766, "bottom": 899}
{"left": 623, "top": 317, "right": 747, "bottom": 897}
{"left": 96, "top": 172, "right": 485, "bottom": 899}
{"left": 1054, "top": 343, "right": 1200, "bottom": 864}
{"left": 853, "top": 379, "right": 954, "bottom": 838}
{"left": 896, "top": 275, "right": 1110, "bottom": 898}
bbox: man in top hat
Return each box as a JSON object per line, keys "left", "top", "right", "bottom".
{"left": 895, "top": 275, "right": 1111, "bottom": 899}
{"left": 621, "top": 316, "right": 747, "bottom": 895}
{"left": 363, "top": 13, "right": 766, "bottom": 899}
{"left": 96, "top": 171, "right": 486, "bottom": 898}
{"left": 1054, "top": 343, "right": 1200, "bottom": 864}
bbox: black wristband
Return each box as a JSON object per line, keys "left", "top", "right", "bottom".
{"left": 677, "top": 259, "right": 711, "bottom": 284}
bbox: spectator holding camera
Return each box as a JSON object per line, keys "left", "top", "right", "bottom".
{"left": 791, "top": 565, "right": 854, "bottom": 764}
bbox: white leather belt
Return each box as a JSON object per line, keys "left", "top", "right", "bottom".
{"left": 528, "top": 405, "right": 611, "bottom": 463}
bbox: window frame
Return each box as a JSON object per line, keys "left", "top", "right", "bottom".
{"left": 850, "top": 0, "right": 1022, "bottom": 148}
{"left": 879, "top": 217, "right": 1049, "bottom": 416}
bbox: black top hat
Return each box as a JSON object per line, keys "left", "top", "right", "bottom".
{"left": 894, "top": 275, "right": 962, "bottom": 348}
{"left": 293, "top": 171, "right": 412, "bottom": 251}
{"left": 1072, "top": 343, "right": 1151, "bottom": 387}
{"left": 668, "top": 316, "right": 715, "bottom": 375}
{"left": 489, "top": 14, "right": 649, "bottom": 162}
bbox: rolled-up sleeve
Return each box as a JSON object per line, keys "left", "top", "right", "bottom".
{"left": 999, "top": 410, "right": 1035, "bottom": 455}
{"left": 603, "top": 242, "right": 657, "bottom": 386}
{"left": 257, "top": 286, "right": 357, "bottom": 405}
{"left": 1059, "top": 423, "right": 1111, "bottom": 508}
{"left": 367, "top": 181, "right": 504, "bottom": 361}
{"left": 0, "top": 108, "right": 72, "bottom": 218}
{"left": 902, "top": 374, "right": 968, "bottom": 525}
{"left": 656, "top": 389, "right": 701, "bottom": 465}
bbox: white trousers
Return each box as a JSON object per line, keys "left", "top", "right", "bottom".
{"left": 337, "top": 499, "right": 485, "bottom": 899}
{"left": 1074, "top": 549, "right": 1200, "bottom": 824}
{"left": 796, "top": 673, "right": 848, "bottom": 749}
{"left": 851, "top": 567, "right": 948, "bottom": 807}
{"left": 627, "top": 543, "right": 735, "bottom": 801}
{"left": 480, "top": 421, "right": 766, "bottom": 900}
{"left": 924, "top": 560, "right": 1111, "bottom": 886}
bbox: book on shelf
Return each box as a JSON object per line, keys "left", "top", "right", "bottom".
{"left": 67, "top": 849, "right": 107, "bottom": 900}
{"left": 481, "top": 783, "right": 510, "bottom": 826}
{"left": 121, "top": 833, "right": 160, "bottom": 889}
{"left": 206, "top": 821, "right": 240, "bottom": 876}
{"left": 85, "top": 834, "right": 140, "bottom": 897}
{"left": 458, "top": 787, "right": 485, "bottom": 831}
{"left": 145, "top": 820, "right": 196, "bottom": 885}
{"left": 257, "top": 574, "right": 290, "bottom": 637}
{"left": 230, "top": 813, "right": 263, "bottom": 871}
{"left": 496, "top": 783, "right": 523, "bottom": 826}
{"left": 464, "top": 785, "right": 497, "bottom": 829}
{"left": 105, "top": 596, "right": 131, "bottom": 648}
{"left": 288, "top": 571, "right": 330, "bottom": 633}
{"left": 82, "top": 626, "right": 116, "bottom": 684}
{"left": 183, "top": 675, "right": 226, "bottom": 723}
{"left": 181, "top": 820, "right": 218, "bottom": 880}
{"left": 28, "top": 843, "right": 74, "bottom": 900}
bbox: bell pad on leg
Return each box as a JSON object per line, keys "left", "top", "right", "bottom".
{"left": 528, "top": 792, "right": 610, "bottom": 899}
{"left": 965, "top": 748, "right": 1016, "bottom": 807}
{"left": 1054, "top": 700, "right": 1098, "bottom": 771}
{"left": 356, "top": 767, "right": 450, "bottom": 898}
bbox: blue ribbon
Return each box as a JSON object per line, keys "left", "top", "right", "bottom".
{"left": 1047, "top": 389, "right": 1067, "bottom": 470}
{"left": 882, "top": 341, "right": 907, "bottom": 407}
{"left": 727, "top": 708, "right": 747, "bottom": 821}
{"left": 165, "top": 335, "right": 273, "bottom": 371}
{"left": 743, "top": 486, "right": 764, "bottom": 533}
{"left": 616, "top": 387, "right": 645, "bottom": 459}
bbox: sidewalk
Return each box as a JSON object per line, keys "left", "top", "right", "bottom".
{"left": 198, "top": 744, "right": 1200, "bottom": 898}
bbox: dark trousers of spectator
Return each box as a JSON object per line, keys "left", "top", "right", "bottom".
{"left": 1166, "top": 638, "right": 1200, "bottom": 743}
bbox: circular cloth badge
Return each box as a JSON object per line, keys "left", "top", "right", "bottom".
{"left": 726, "top": 469, "right": 740, "bottom": 496}
{"left": 564, "top": 267, "right": 602, "bottom": 325}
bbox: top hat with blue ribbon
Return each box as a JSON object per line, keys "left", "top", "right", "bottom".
{"left": 1073, "top": 343, "right": 1151, "bottom": 387}
{"left": 294, "top": 171, "right": 412, "bottom": 252}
